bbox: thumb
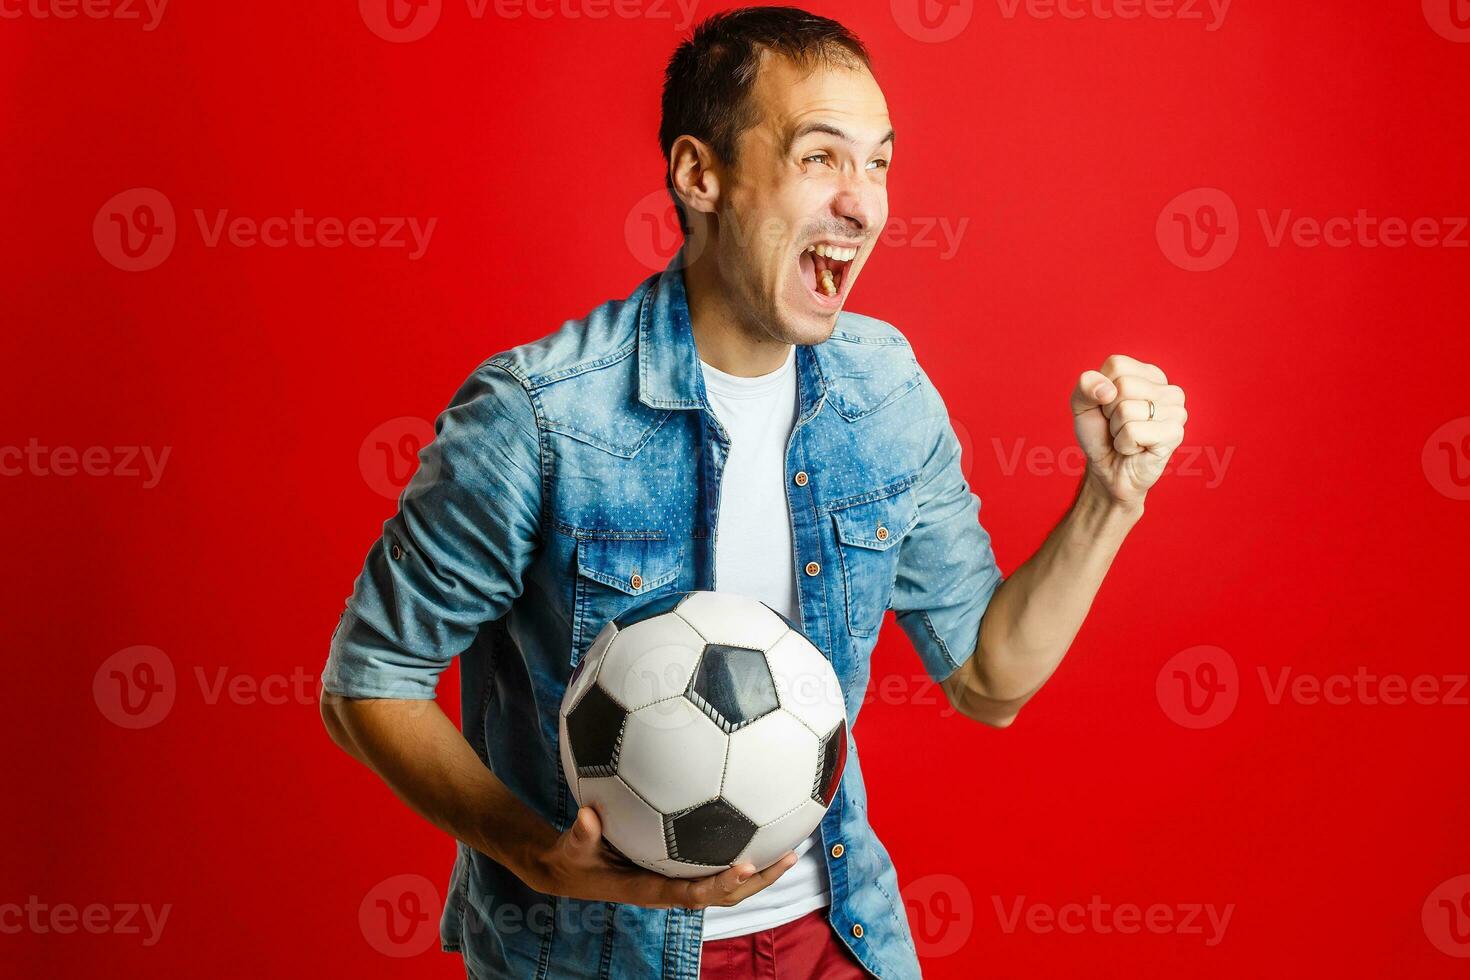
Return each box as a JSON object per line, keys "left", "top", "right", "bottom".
{"left": 1071, "top": 370, "right": 1116, "bottom": 416}
{"left": 568, "top": 806, "right": 601, "bottom": 850}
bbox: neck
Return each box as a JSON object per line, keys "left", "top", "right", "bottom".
{"left": 682, "top": 248, "right": 791, "bottom": 377}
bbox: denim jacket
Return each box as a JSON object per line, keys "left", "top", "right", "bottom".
{"left": 323, "top": 261, "right": 1003, "bottom": 979}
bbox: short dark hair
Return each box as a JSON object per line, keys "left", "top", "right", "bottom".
{"left": 659, "top": 6, "right": 871, "bottom": 234}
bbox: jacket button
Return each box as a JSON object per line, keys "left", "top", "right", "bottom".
{"left": 830, "top": 843, "right": 845, "bottom": 859}
{"left": 390, "top": 543, "right": 403, "bottom": 561}
{"left": 629, "top": 572, "right": 643, "bottom": 591}
{"left": 804, "top": 561, "right": 820, "bottom": 576}
{"left": 851, "top": 923, "right": 864, "bottom": 939}
{"left": 794, "top": 471, "right": 809, "bottom": 487}
{"left": 875, "top": 525, "right": 889, "bottom": 541}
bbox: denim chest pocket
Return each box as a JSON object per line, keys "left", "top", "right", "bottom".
{"left": 571, "top": 534, "right": 683, "bottom": 665}
{"left": 830, "top": 485, "right": 919, "bottom": 638}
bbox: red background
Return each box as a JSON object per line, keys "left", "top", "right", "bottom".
{"left": 4, "top": 1, "right": 1469, "bottom": 976}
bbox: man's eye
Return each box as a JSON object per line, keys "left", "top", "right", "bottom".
{"left": 866, "top": 158, "right": 890, "bottom": 171}
{"left": 802, "top": 153, "right": 831, "bottom": 166}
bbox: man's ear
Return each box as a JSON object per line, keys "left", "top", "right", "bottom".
{"left": 668, "top": 135, "right": 721, "bottom": 221}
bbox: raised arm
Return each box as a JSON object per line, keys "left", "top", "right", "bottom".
{"left": 941, "top": 354, "right": 1188, "bottom": 726}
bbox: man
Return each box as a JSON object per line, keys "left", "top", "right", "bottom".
{"left": 320, "top": 7, "right": 1188, "bottom": 979}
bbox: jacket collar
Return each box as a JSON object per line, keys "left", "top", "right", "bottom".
{"left": 637, "top": 258, "right": 828, "bottom": 424}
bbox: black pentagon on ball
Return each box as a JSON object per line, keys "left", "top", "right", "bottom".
{"left": 565, "top": 684, "right": 627, "bottom": 778}
{"left": 685, "top": 644, "right": 779, "bottom": 733}
{"left": 813, "top": 718, "right": 848, "bottom": 806}
{"left": 611, "top": 590, "right": 690, "bottom": 629}
{"left": 665, "top": 798, "right": 759, "bottom": 866}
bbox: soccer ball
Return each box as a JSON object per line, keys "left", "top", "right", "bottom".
{"left": 558, "top": 591, "right": 848, "bottom": 879}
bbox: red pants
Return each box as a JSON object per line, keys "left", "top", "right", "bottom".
{"left": 700, "top": 910, "right": 870, "bottom": 979}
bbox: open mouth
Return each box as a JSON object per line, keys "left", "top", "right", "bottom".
{"left": 798, "top": 242, "right": 860, "bottom": 305}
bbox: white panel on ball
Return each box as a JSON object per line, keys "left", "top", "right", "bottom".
{"left": 736, "top": 799, "right": 828, "bottom": 871}
{"left": 577, "top": 775, "right": 667, "bottom": 868}
{"left": 766, "top": 630, "right": 845, "bottom": 737}
{"left": 675, "top": 590, "right": 789, "bottom": 650}
{"left": 720, "top": 711, "right": 819, "bottom": 825}
{"left": 568, "top": 622, "right": 617, "bottom": 709}
{"left": 617, "top": 699, "right": 728, "bottom": 814}
{"left": 595, "top": 613, "right": 706, "bottom": 711}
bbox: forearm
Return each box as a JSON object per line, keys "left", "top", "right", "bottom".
{"left": 320, "top": 693, "right": 555, "bottom": 881}
{"left": 960, "top": 477, "right": 1141, "bottom": 707}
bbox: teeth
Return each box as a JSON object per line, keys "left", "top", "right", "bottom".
{"left": 807, "top": 244, "right": 858, "bottom": 261}
{"left": 818, "top": 268, "right": 836, "bottom": 296}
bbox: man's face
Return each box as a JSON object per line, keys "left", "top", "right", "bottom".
{"left": 713, "top": 54, "right": 892, "bottom": 346}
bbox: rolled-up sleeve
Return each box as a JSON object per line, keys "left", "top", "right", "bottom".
{"left": 891, "top": 370, "right": 1004, "bottom": 683}
{"left": 322, "top": 360, "right": 542, "bottom": 700}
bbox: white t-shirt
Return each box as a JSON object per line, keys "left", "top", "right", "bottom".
{"left": 697, "top": 344, "right": 832, "bottom": 941}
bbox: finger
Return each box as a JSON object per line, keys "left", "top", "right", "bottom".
{"left": 1108, "top": 398, "right": 1188, "bottom": 438}
{"left": 709, "top": 852, "right": 800, "bottom": 907}
{"left": 1072, "top": 370, "right": 1117, "bottom": 416}
{"left": 1099, "top": 354, "right": 1167, "bottom": 385}
{"left": 1100, "top": 378, "right": 1185, "bottom": 420}
{"left": 1113, "top": 420, "right": 1186, "bottom": 457}
{"left": 672, "top": 862, "right": 758, "bottom": 910}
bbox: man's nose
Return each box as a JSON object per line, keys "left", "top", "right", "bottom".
{"left": 831, "top": 175, "right": 882, "bottom": 235}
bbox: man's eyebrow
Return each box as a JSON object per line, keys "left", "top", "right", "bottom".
{"left": 783, "top": 122, "right": 896, "bottom": 156}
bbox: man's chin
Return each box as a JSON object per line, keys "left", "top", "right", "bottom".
{"left": 777, "top": 314, "right": 839, "bottom": 347}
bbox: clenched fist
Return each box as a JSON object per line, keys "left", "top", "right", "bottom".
{"left": 1072, "top": 354, "right": 1188, "bottom": 505}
